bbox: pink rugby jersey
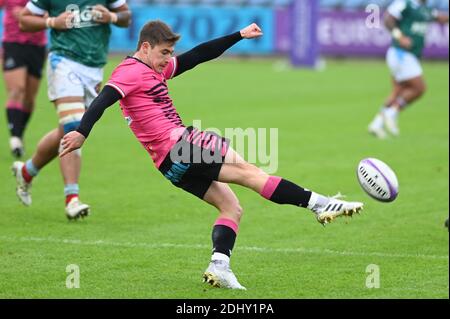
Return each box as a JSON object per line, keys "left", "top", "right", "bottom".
{"left": 1, "top": 0, "right": 46, "bottom": 46}
{"left": 106, "top": 56, "right": 186, "bottom": 168}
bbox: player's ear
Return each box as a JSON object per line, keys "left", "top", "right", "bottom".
{"left": 141, "top": 41, "right": 150, "bottom": 53}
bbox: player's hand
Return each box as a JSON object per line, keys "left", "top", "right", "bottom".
{"left": 398, "top": 35, "right": 412, "bottom": 49}
{"left": 92, "top": 5, "right": 117, "bottom": 24}
{"left": 240, "top": 23, "right": 263, "bottom": 39}
{"left": 51, "top": 11, "right": 74, "bottom": 30}
{"left": 60, "top": 131, "right": 85, "bottom": 158}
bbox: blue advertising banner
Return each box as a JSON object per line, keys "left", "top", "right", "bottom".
{"left": 0, "top": 5, "right": 274, "bottom": 55}
{"left": 110, "top": 5, "right": 274, "bottom": 54}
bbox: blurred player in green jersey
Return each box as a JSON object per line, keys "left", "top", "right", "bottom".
{"left": 12, "top": 0, "right": 131, "bottom": 219}
{"left": 368, "top": 0, "right": 448, "bottom": 138}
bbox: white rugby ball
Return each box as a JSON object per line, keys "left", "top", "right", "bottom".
{"left": 357, "top": 158, "right": 399, "bottom": 202}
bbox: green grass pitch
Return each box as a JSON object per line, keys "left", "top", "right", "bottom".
{"left": 0, "top": 57, "right": 448, "bottom": 298}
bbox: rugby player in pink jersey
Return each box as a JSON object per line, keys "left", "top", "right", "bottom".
{"left": 1, "top": 0, "right": 46, "bottom": 158}
{"left": 60, "top": 20, "right": 364, "bottom": 290}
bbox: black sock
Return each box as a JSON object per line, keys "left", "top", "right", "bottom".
{"left": 20, "top": 111, "right": 32, "bottom": 135}
{"left": 6, "top": 108, "right": 25, "bottom": 138}
{"left": 212, "top": 224, "right": 237, "bottom": 258}
{"left": 261, "top": 176, "right": 312, "bottom": 208}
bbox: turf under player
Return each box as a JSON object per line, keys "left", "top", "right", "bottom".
{"left": 11, "top": 0, "right": 131, "bottom": 218}
{"left": 59, "top": 21, "right": 364, "bottom": 290}
{"left": 0, "top": 0, "right": 46, "bottom": 158}
{"left": 368, "top": 0, "right": 449, "bottom": 138}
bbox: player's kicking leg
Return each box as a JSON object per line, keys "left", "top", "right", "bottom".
{"left": 219, "top": 148, "right": 363, "bottom": 225}
{"left": 200, "top": 147, "right": 363, "bottom": 290}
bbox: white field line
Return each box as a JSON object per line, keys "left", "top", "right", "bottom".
{"left": 0, "top": 236, "right": 448, "bottom": 260}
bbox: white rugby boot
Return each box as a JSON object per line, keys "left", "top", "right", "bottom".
{"left": 65, "top": 197, "right": 90, "bottom": 220}
{"left": 312, "top": 193, "right": 364, "bottom": 225}
{"left": 11, "top": 161, "right": 32, "bottom": 206}
{"left": 203, "top": 260, "right": 246, "bottom": 290}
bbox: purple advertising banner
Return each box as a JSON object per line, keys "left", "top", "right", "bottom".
{"left": 290, "top": 0, "right": 319, "bottom": 67}
{"left": 276, "top": 9, "right": 449, "bottom": 59}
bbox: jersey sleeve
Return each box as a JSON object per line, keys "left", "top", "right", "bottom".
{"left": 107, "top": 0, "right": 127, "bottom": 9}
{"left": 106, "top": 65, "right": 141, "bottom": 98}
{"left": 162, "top": 57, "right": 178, "bottom": 80}
{"left": 387, "top": 0, "right": 408, "bottom": 20}
{"left": 26, "top": 0, "right": 50, "bottom": 15}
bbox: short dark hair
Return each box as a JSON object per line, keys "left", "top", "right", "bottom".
{"left": 136, "top": 20, "right": 181, "bottom": 50}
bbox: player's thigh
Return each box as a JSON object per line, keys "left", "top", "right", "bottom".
{"left": 391, "top": 77, "right": 403, "bottom": 94}
{"left": 401, "top": 75, "right": 426, "bottom": 93}
{"left": 218, "top": 146, "right": 269, "bottom": 192}
{"left": 203, "top": 181, "right": 241, "bottom": 215}
{"left": 2, "top": 67, "right": 27, "bottom": 100}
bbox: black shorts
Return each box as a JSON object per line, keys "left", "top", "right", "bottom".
{"left": 2, "top": 42, "right": 46, "bottom": 78}
{"left": 158, "top": 126, "right": 230, "bottom": 199}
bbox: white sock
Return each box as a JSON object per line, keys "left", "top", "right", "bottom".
{"left": 211, "top": 252, "right": 230, "bottom": 264}
{"left": 383, "top": 107, "right": 398, "bottom": 120}
{"left": 370, "top": 113, "right": 384, "bottom": 129}
{"left": 307, "top": 192, "right": 329, "bottom": 211}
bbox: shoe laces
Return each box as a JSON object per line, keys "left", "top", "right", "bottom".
{"left": 331, "top": 192, "right": 345, "bottom": 200}
{"left": 67, "top": 197, "right": 81, "bottom": 208}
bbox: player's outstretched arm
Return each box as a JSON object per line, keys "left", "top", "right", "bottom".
{"left": 60, "top": 86, "right": 121, "bottom": 158}
{"left": 174, "top": 23, "right": 263, "bottom": 77}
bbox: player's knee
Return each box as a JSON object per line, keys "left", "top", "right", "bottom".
{"left": 218, "top": 200, "right": 243, "bottom": 221}
{"left": 236, "top": 204, "right": 244, "bottom": 220}
{"left": 417, "top": 81, "right": 427, "bottom": 97}
{"left": 23, "top": 100, "right": 35, "bottom": 113}
{"left": 8, "top": 87, "right": 26, "bottom": 102}
{"left": 57, "top": 102, "right": 85, "bottom": 134}
{"left": 59, "top": 138, "right": 82, "bottom": 156}
{"left": 412, "top": 79, "right": 426, "bottom": 98}
{"left": 224, "top": 203, "right": 243, "bottom": 222}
